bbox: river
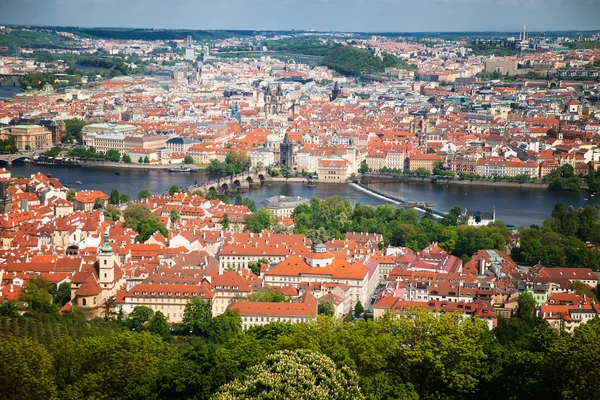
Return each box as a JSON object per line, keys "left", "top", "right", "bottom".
{"left": 0, "top": 82, "right": 21, "bottom": 99}
{"left": 6, "top": 163, "right": 597, "bottom": 227}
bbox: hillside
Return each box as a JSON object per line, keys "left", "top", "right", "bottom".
{"left": 0, "top": 30, "right": 77, "bottom": 49}
{"left": 320, "top": 46, "right": 415, "bottom": 76}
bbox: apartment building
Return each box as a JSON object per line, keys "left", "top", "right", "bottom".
{"left": 229, "top": 292, "right": 318, "bottom": 330}
{"left": 119, "top": 282, "right": 215, "bottom": 323}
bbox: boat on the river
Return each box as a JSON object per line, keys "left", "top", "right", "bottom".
{"left": 115, "top": 172, "right": 121, "bottom": 176}
{"left": 168, "top": 166, "right": 193, "bottom": 172}
{"left": 75, "top": 181, "right": 83, "bottom": 185}
{"left": 33, "top": 155, "right": 81, "bottom": 167}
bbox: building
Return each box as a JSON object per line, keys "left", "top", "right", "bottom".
{"left": 464, "top": 209, "right": 495, "bottom": 226}
{"left": 262, "top": 196, "right": 309, "bottom": 218}
{"left": 317, "top": 158, "right": 350, "bottom": 182}
{"left": 129, "top": 148, "right": 159, "bottom": 163}
{"left": 279, "top": 133, "right": 294, "bottom": 166}
{"left": 484, "top": 58, "right": 518, "bottom": 76}
{"left": 408, "top": 154, "right": 442, "bottom": 173}
{"left": 84, "top": 133, "right": 166, "bottom": 154}
{"left": 73, "top": 190, "right": 109, "bottom": 211}
{"left": 166, "top": 137, "right": 201, "bottom": 153}
{"left": 0, "top": 181, "right": 12, "bottom": 214}
{"left": 248, "top": 147, "right": 275, "bottom": 168}
{"left": 8, "top": 125, "right": 52, "bottom": 150}
{"left": 70, "top": 232, "right": 126, "bottom": 318}
{"left": 119, "top": 282, "right": 214, "bottom": 323}
{"left": 264, "top": 244, "right": 379, "bottom": 308}
{"left": 365, "top": 151, "right": 387, "bottom": 171}
{"left": 230, "top": 292, "right": 318, "bottom": 330}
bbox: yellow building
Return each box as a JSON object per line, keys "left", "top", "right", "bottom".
{"left": 9, "top": 125, "right": 53, "bottom": 150}
{"left": 408, "top": 154, "right": 442, "bottom": 173}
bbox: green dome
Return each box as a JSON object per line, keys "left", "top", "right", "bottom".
{"left": 266, "top": 133, "right": 279, "bottom": 143}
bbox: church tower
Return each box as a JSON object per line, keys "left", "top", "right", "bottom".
{"left": 98, "top": 231, "right": 115, "bottom": 286}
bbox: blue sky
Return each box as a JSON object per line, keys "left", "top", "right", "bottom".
{"left": 1, "top": 0, "right": 599, "bottom": 32}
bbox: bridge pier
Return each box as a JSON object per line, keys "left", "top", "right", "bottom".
{"left": 237, "top": 182, "right": 250, "bottom": 192}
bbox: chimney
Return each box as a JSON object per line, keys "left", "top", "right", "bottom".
{"left": 478, "top": 258, "right": 485, "bottom": 275}
{"left": 21, "top": 198, "right": 29, "bottom": 212}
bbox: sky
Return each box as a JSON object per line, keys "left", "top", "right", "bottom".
{"left": 1, "top": 0, "right": 600, "bottom": 33}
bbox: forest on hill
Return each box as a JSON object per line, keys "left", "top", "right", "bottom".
{"left": 1, "top": 291, "right": 600, "bottom": 400}
{"left": 321, "top": 46, "right": 415, "bottom": 76}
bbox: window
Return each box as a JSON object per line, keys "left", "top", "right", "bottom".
{"left": 82, "top": 298, "right": 87, "bottom": 306}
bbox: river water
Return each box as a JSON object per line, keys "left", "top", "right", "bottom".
{"left": 0, "top": 82, "right": 21, "bottom": 99}
{"left": 6, "top": 163, "right": 597, "bottom": 227}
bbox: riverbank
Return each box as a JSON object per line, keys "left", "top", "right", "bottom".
{"left": 362, "top": 173, "right": 551, "bottom": 189}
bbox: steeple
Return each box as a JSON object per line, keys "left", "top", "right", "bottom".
{"left": 98, "top": 230, "right": 115, "bottom": 285}
{"left": 99, "top": 231, "right": 113, "bottom": 255}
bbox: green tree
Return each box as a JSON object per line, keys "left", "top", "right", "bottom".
{"left": 19, "top": 275, "right": 57, "bottom": 315}
{"left": 138, "top": 156, "right": 144, "bottom": 163}
{"left": 136, "top": 219, "right": 167, "bottom": 243}
{"left": 222, "top": 213, "right": 230, "bottom": 230}
{"left": 183, "top": 298, "right": 213, "bottom": 336}
{"left": 105, "top": 149, "right": 121, "bottom": 162}
{"left": 126, "top": 306, "right": 154, "bottom": 332}
{"left": 550, "top": 318, "right": 600, "bottom": 400}
{"left": 93, "top": 197, "right": 105, "bottom": 209}
{"left": 62, "top": 118, "right": 87, "bottom": 143}
{"left": 109, "top": 188, "right": 120, "bottom": 205}
{"left": 354, "top": 301, "right": 364, "bottom": 317}
{"left": 184, "top": 155, "right": 194, "bottom": 164}
{"left": 235, "top": 194, "right": 243, "bottom": 205}
{"left": 66, "top": 189, "right": 76, "bottom": 201}
{"left": 0, "top": 335, "right": 57, "bottom": 400}
{"left": 215, "top": 349, "right": 364, "bottom": 400}
{"left": 0, "top": 300, "right": 23, "bottom": 317}
{"left": 120, "top": 193, "right": 131, "bottom": 203}
{"left": 281, "top": 164, "right": 292, "bottom": 178}
{"left": 247, "top": 257, "right": 269, "bottom": 276}
{"left": 143, "top": 155, "right": 150, "bottom": 164}
{"left": 246, "top": 288, "right": 289, "bottom": 303}
{"left": 149, "top": 310, "right": 171, "bottom": 340}
{"left": 318, "top": 300, "right": 335, "bottom": 317}
{"left": 168, "top": 185, "right": 180, "bottom": 196}
{"left": 169, "top": 209, "right": 180, "bottom": 223}
{"left": 515, "top": 291, "right": 537, "bottom": 320}
{"left": 241, "top": 197, "right": 258, "bottom": 212}
{"left": 123, "top": 204, "right": 154, "bottom": 229}
{"left": 138, "top": 188, "right": 151, "bottom": 200}
{"left": 53, "top": 281, "right": 72, "bottom": 307}
{"left": 103, "top": 204, "right": 121, "bottom": 221}
{"left": 244, "top": 208, "right": 277, "bottom": 233}
{"left": 122, "top": 153, "right": 132, "bottom": 164}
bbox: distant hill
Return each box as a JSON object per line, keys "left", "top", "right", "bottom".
{"left": 320, "top": 46, "right": 415, "bottom": 76}
{"left": 0, "top": 30, "right": 77, "bottom": 49}
{"left": 58, "top": 27, "right": 255, "bottom": 41}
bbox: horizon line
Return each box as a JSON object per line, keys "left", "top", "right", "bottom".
{"left": 2, "top": 24, "right": 600, "bottom": 35}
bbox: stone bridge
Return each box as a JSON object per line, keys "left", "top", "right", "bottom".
{"left": 0, "top": 74, "right": 23, "bottom": 85}
{"left": 0, "top": 152, "right": 35, "bottom": 165}
{"left": 187, "top": 169, "right": 272, "bottom": 194}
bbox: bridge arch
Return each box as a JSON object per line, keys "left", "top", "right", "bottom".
{"left": 258, "top": 174, "right": 265, "bottom": 182}
{"left": 233, "top": 179, "right": 241, "bottom": 188}
{"left": 246, "top": 176, "right": 254, "bottom": 184}
{"left": 221, "top": 183, "right": 229, "bottom": 191}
